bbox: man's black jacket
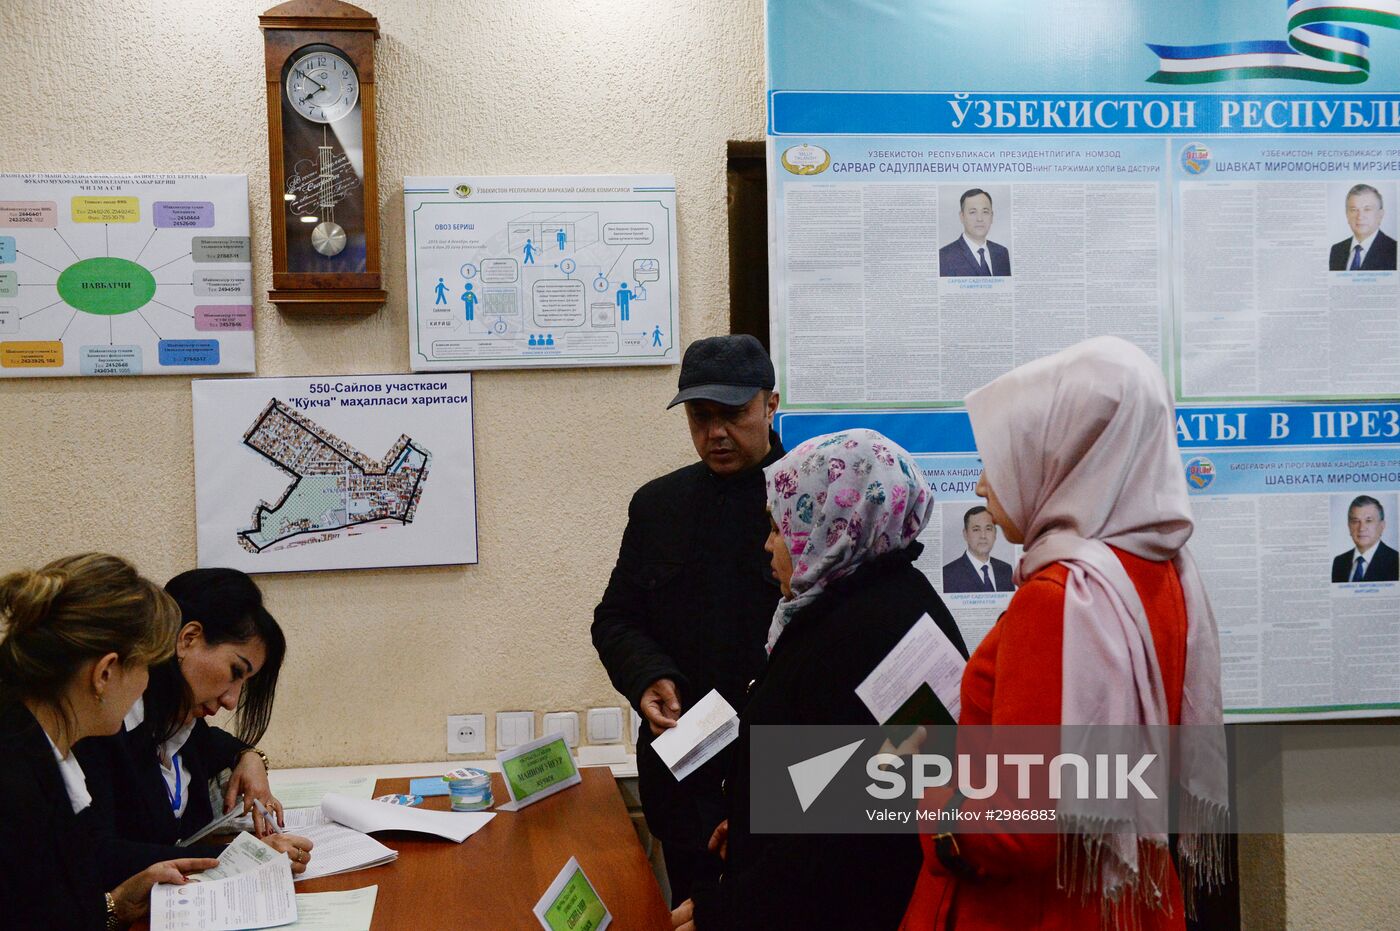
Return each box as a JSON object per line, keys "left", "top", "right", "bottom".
{"left": 592, "top": 432, "right": 784, "bottom": 845}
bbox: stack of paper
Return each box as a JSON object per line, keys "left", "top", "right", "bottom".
{"left": 284, "top": 888, "right": 378, "bottom": 931}
{"left": 278, "top": 808, "right": 399, "bottom": 883}
{"left": 322, "top": 792, "right": 495, "bottom": 842}
{"left": 651, "top": 690, "right": 739, "bottom": 780}
{"left": 151, "top": 840, "right": 297, "bottom": 930}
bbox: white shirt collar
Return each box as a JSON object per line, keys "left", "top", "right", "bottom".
{"left": 126, "top": 695, "right": 195, "bottom": 762}
{"left": 162, "top": 719, "right": 196, "bottom": 763}
{"left": 123, "top": 695, "right": 145, "bottom": 732}
{"left": 1354, "top": 541, "right": 1382, "bottom": 565}
{"left": 44, "top": 732, "right": 91, "bottom": 815}
{"left": 1351, "top": 231, "right": 1379, "bottom": 254}
{"left": 965, "top": 551, "right": 991, "bottom": 573}
{"left": 962, "top": 233, "right": 989, "bottom": 256}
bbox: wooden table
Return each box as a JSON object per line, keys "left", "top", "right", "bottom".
{"left": 294, "top": 767, "right": 672, "bottom": 929}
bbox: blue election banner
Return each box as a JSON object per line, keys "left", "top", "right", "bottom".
{"left": 779, "top": 403, "right": 1400, "bottom": 453}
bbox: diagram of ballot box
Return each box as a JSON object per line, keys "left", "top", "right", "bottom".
{"left": 508, "top": 211, "right": 599, "bottom": 252}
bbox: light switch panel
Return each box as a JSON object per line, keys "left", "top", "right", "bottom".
{"left": 587, "top": 706, "right": 624, "bottom": 744}
{"left": 496, "top": 711, "right": 535, "bottom": 750}
{"left": 543, "top": 711, "right": 580, "bottom": 748}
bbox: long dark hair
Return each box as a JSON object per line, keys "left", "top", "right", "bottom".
{"left": 145, "top": 568, "right": 286, "bottom": 746}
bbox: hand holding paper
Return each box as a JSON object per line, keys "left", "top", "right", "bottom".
{"left": 650, "top": 690, "right": 739, "bottom": 781}
{"left": 856, "top": 613, "right": 966, "bottom": 726}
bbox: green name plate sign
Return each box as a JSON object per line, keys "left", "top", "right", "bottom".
{"left": 533, "top": 857, "right": 611, "bottom": 931}
{"left": 497, "top": 733, "right": 581, "bottom": 810}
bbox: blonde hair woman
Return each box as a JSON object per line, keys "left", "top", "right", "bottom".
{"left": 0, "top": 554, "right": 217, "bottom": 930}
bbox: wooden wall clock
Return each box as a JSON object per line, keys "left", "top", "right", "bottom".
{"left": 260, "top": 0, "right": 386, "bottom": 314}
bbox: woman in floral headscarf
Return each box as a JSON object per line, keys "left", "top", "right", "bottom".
{"left": 673, "top": 429, "right": 967, "bottom": 931}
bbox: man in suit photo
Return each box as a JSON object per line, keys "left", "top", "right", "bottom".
{"left": 1328, "top": 183, "right": 1397, "bottom": 271}
{"left": 1331, "top": 494, "right": 1400, "bottom": 582}
{"left": 939, "top": 188, "right": 1011, "bottom": 277}
{"left": 942, "top": 505, "right": 1015, "bottom": 593}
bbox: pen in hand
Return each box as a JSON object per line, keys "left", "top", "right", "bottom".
{"left": 254, "top": 798, "right": 284, "bottom": 835}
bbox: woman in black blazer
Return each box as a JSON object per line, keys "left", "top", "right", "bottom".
{"left": 0, "top": 553, "right": 217, "bottom": 930}
{"left": 78, "top": 568, "right": 312, "bottom": 885}
{"left": 677, "top": 430, "right": 968, "bottom": 931}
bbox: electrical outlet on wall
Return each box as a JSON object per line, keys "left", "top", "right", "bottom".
{"left": 446, "top": 714, "right": 486, "bottom": 755}
{"left": 496, "top": 711, "right": 535, "bottom": 750}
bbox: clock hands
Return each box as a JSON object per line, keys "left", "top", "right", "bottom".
{"left": 294, "top": 67, "right": 327, "bottom": 98}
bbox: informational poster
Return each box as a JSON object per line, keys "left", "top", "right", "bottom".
{"left": 403, "top": 175, "right": 679, "bottom": 371}
{"left": 768, "top": 1, "right": 1400, "bottom": 720}
{"left": 1172, "top": 136, "right": 1400, "bottom": 402}
{"left": 772, "top": 139, "right": 1170, "bottom": 408}
{"left": 0, "top": 173, "right": 253, "bottom": 377}
{"left": 779, "top": 406, "right": 1400, "bottom": 722}
{"left": 192, "top": 374, "right": 477, "bottom": 574}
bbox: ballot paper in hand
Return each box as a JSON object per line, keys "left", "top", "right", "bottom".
{"left": 322, "top": 792, "right": 495, "bottom": 842}
{"left": 151, "top": 855, "right": 297, "bottom": 931}
{"left": 190, "top": 831, "right": 283, "bottom": 882}
{"left": 856, "top": 613, "right": 967, "bottom": 727}
{"left": 650, "top": 689, "right": 739, "bottom": 781}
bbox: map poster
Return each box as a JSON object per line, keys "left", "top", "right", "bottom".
{"left": 403, "top": 175, "right": 680, "bottom": 371}
{"left": 0, "top": 173, "right": 253, "bottom": 377}
{"left": 192, "top": 374, "right": 477, "bottom": 574}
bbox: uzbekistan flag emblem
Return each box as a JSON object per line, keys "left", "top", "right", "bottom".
{"left": 1148, "top": 1, "right": 1400, "bottom": 84}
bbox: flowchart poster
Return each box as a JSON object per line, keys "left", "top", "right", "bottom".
{"left": 0, "top": 173, "right": 253, "bottom": 377}
{"left": 192, "top": 374, "right": 478, "bottom": 574}
{"left": 404, "top": 175, "right": 680, "bottom": 371}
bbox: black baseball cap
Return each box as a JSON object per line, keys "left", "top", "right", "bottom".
{"left": 666, "top": 334, "right": 776, "bottom": 409}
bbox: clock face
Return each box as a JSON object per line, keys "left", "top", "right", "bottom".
{"left": 278, "top": 44, "right": 367, "bottom": 273}
{"left": 284, "top": 48, "right": 359, "bottom": 124}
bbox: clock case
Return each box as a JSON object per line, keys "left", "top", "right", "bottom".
{"left": 261, "top": 0, "right": 386, "bottom": 315}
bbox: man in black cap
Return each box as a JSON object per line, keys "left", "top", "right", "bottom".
{"left": 592, "top": 334, "right": 784, "bottom": 906}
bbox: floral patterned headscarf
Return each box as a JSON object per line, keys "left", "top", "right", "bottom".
{"left": 764, "top": 429, "right": 933, "bottom": 651}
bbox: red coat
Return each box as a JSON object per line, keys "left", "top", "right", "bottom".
{"left": 902, "top": 547, "right": 1188, "bottom": 930}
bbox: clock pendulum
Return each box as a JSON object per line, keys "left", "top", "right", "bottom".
{"left": 311, "top": 128, "right": 347, "bottom": 257}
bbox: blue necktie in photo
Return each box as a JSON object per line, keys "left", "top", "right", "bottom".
{"left": 1352, "top": 556, "right": 1366, "bottom": 582}
{"left": 981, "top": 564, "right": 994, "bottom": 591}
{"left": 1351, "top": 244, "right": 1363, "bottom": 270}
{"left": 977, "top": 247, "right": 991, "bottom": 276}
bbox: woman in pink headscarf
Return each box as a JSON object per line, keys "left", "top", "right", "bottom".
{"left": 902, "top": 337, "right": 1227, "bottom": 930}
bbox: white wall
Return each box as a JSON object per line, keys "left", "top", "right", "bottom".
{"left": 0, "top": 0, "right": 764, "bottom": 765}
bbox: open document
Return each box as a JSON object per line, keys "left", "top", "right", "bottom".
{"left": 322, "top": 792, "right": 495, "bottom": 843}
{"left": 151, "top": 853, "right": 296, "bottom": 931}
{"left": 856, "top": 613, "right": 966, "bottom": 726}
{"left": 294, "top": 820, "right": 398, "bottom": 883}
{"left": 650, "top": 689, "right": 739, "bottom": 781}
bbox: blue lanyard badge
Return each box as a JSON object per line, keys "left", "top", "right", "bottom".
{"left": 164, "top": 752, "right": 183, "bottom": 813}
